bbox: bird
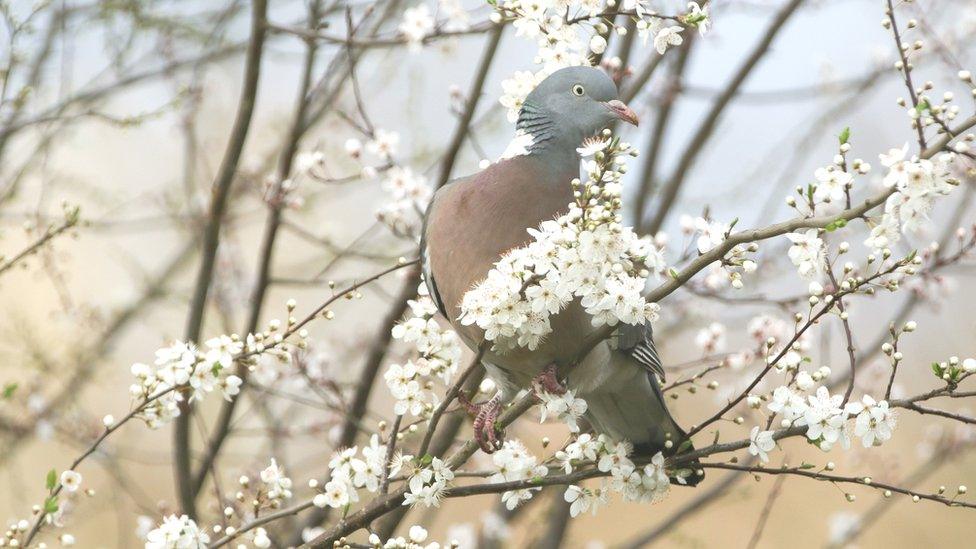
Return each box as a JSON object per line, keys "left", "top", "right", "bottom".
{"left": 421, "top": 66, "right": 701, "bottom": 484}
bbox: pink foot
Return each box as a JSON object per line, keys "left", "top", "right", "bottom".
{"left": 532, "top": 363, "right": 567, "bottom": 395}
{"left": 459, "top": 393, "right": 503, "bottom": 453}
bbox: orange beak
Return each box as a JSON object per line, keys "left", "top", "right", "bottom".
{"left": 605, "top": 99, "right": 639, "bottom": 126}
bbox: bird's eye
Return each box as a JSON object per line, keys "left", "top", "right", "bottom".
{"left": 572, "top": 84, "right": 585, "bottom": 96}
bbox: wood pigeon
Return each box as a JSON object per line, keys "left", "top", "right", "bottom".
{"left": 421, "top": 66, "right": 701, "bottom": 484}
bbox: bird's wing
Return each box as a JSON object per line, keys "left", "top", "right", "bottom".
{"left": 420, "top": 186, "right": 449, "bottom": 319}
{"left": 616, "top": 323, "right": 665, "bottom": 382}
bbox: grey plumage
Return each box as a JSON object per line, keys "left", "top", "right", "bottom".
{"left": 421, "top": 66, "right": 701, "bottom": 484}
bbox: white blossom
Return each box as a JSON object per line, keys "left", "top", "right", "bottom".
{"left": 260, "top": 458, "right": 293, "bottom": 501}
{"left": 813, "top": 165, "right": 853, "bottom": 203}
{"left": 144, "top": 515, "right": 209, "bottom": 549}
{"left": 866, "top": 149, "right": 957, "bottom": 251}
{"left": 785, "top": 229, "right": 825, "bottom": 279}
{"left": 849, "top": 395, "right": 897, "bottom": 447}
{"left": 748, "top": 426, "right": 776, "bottom": 463}
{"left": 803, "top": 386, "right": 850, "bottom": 450}
{"left": 768, "top": 386, "right": 808, "bottom": 427}
{"left": 499, "top": 71, "right": 543, "bottom": 123}
{"left": 538, "top": 389, "right": 588, "bottom": 432}
{"left": 439, "top": 0, "right": 469, "bottom": 32}
{"left": 685, "top": 2, "right": 710, "bottom": 36}
{"left": 60, "top": 470, "right": 82, "bottom": 492}
{"left": 368, "top": 129, "right": 400, "bottom": 159}
{"left": 564, "top": 484, "right": 608, "bottom": 517}
{"left": 399, "top": 4, "right": 435, "bottom": 50}
{"left": 653, "top": 26, "right": 684, "bottom": 55}
{"left": 489, "top": 440, "right": 548, "bottom": 509}
{"left": 314, "top": 479, "right": 351, "bottom": 509}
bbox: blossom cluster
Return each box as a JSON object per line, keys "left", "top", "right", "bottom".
{"left": 497, "top": 1, "right": 709, "bottom": 121}
{"left": 386, "top": 285, "right": 463, "bottom": 417}
{"left": 259, "top": 458, "right": 294, "bottom": 504}
{"left": 678, "top": 215, "right": 758, "bottom": 289}
{"left": 537, "top": 389, "right": 588, "bottom": 432}
{"left": 127, "top": 309, "right": 301, "bottom": 429}
{"left": 488, "top": 439, "right": 550, "bottom": 509}
{"left": 144, "top": 515, "right": 209, "bottom": 549}
{"left": 324, "top": 128, "right": 433, "bottom": 237}
{"left": 397, "top": 0, "right": 471, "bottom": 50}
{"left": 749, "top": 386, "right": 897, "bottom": 463}
{"left": 368, "top": 524, "right": 450, "bottom": 549}
{"left": 402, "top": 455, "right": 456, "bottom": 508}
{"left": 865, "top": 147, "right": 958, "bottom": 251}
{"left": 459, "top": 135, "right": 667, "bottom": 351}
{"left": 313, "top": 435, "right": 397, "bottom": 509}
{"left": 129, "top": 337, "right": 244, "bottom": 429}
{"left": 377, "top": 165, "right": 433, "bottom": 237}
{"left": 555, "top": 434, "right": 672, "bottom": 516}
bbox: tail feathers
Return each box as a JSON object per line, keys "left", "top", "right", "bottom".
{"left": 583, "top": 357, "right": 705, "bottom": 487}
{"left": 645, "top": 374, "right": 705, "bottom": 488}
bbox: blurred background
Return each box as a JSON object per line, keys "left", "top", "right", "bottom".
{"left": 1, "top": 0, "right": 975, "bottom": 547}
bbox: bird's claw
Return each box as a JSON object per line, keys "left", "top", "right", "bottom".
{"left": 459, "top": 393, "right": 503, "bottom": 453}
{"left": 532, "top": 363, "right": 567, "bottom": 396}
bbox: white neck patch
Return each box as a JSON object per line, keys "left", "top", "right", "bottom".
{"left": 497, "top": 130, "right": 535, "bottom": 161}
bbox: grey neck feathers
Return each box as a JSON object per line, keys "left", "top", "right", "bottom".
{"left": 517, "top": 101, "right": 582, "bottom": 165}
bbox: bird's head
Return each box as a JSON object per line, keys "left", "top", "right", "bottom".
{"left": 517, "top": 66, "right": 638, "bottom": 153}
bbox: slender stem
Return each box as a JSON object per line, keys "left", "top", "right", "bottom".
{"left": 188, "top": 0, "right": 322, "bottom": 502}
{"left": 0, "top": 209, "right": 78, "bottom": 276}
{"left": 745, "top": 471, "right": 786, "bottom": 549}
{"left": 21, "top": 387, "right": 178, "bottom": 546}
{"left": 435, "top": 23, "right": 505, "bottom": 189}
{"left": 825, "top": 262, "right": 858, "bottom": 406}
{"left": 631, "top": 33, "right": 695, "bottom": 231}
{"left": 885, "top": 0, "right": 928, "bottom": 151}
{"left": 645, "top": 0, "right": 806, "bottom": 235}
{"left": 379, "top": 414, "right": 404, "bottom": 494}
{"left": 174, "top": 0, "right": 269, "bottom": 517}
{"left": 416, "top": 344, "right": 486, "bottom": 457}
{"left": 699, "top": 462, "right": 976, "bottom": 509}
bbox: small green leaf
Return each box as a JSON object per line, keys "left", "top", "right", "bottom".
{"left": 2, "top": 383, "right": 16, "bottom": 399}
{"left": 420, "top": 454, "right": 433, "bottom": 466}
{"left": 676, "top": 439, "right": 693, "bottom": 454}
{"left": 668, "top": 268, "right": 679, "bottom": 279}
{"left": 46, "top": 469, "right": 57, "bottom": 490}
{"left": 915, "top": 100, "right": 930, "bottom": 113}
{"left": 799, "top": 462, "right": 816, "bottom": 469}
{"left": 931, "top": 362, "right": 943, "bottom": 377}
{"left": 44, "top": 496, "right": 58, "bottom": 514}
{"left": 529, "top": 476, "right": 544, "bottom": 484}
{"left": 838, "top": 127, "right": 851, "bottom": 145}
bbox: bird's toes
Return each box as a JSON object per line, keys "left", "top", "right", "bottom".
{"left": 532, "top": 363, "right": 567, "bottom": 395}
{"left": 473, "top": 397, "right": 503, "bottom": 453}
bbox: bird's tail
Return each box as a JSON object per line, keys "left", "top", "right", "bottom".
{"left": 582, "top": 357, "right": 704, "bottom": 487}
